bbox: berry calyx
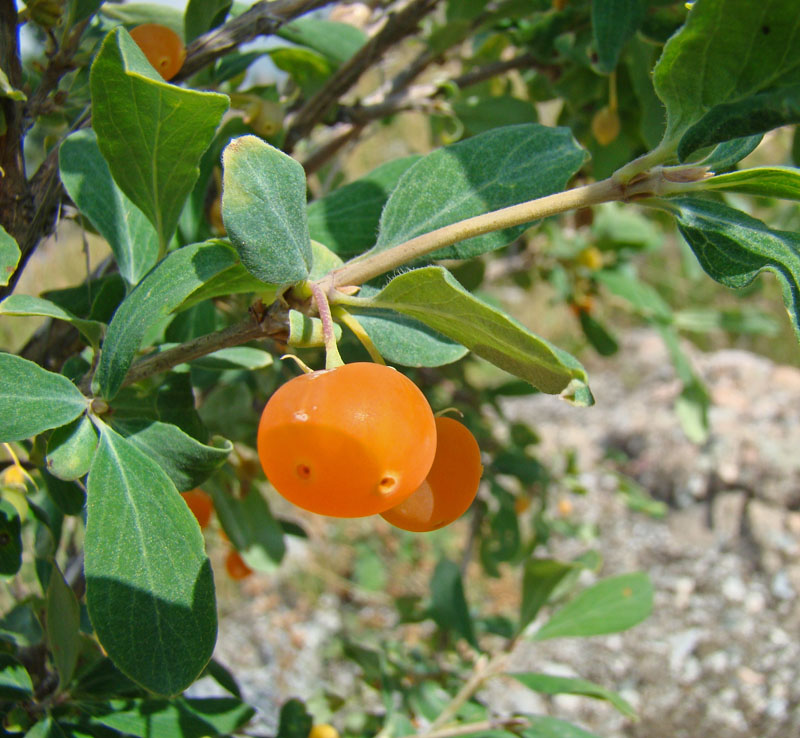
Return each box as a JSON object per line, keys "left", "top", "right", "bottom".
{"left": 380, "top": 416, "right": 482, "bottom": 532}
{"left": 129, "top": 23, "right": 186, "bottom": 81}
{"left": 257, "top": 362, "right": 437, "bottom": 518}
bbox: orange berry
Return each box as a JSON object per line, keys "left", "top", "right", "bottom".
{"left": 514, "top": 496, "right": 531, "bottom": 514}
{"left": 257, "top": 363, "right": 436, "bottom": 518}
{"left": 308, "top": 726, "right": 340, "bottom": 738}
{"left": 224, "top": 549, "right": 252, "bottom": 580}
{"left": 557, "top": 498, "right": 573, "bottom": 516}
{"left": 129, "top": 23, "right": 186, "bottom": 81}
{"left": 181, "top": 489, "right": 214, "bottom": 529}
{"left": 381, "top": 417, "right": 482, "bottom": 532}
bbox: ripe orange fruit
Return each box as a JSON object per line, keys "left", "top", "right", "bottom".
{"left": 181, "top": 489, "right": 214, "bottom": 529}
{"left": 257, "top": 363, "right": 437, "bottom": 518}
{"left": 225, "top": 549, "right": 252, "bottom": 580}
{"left": 129, "top": 23, "right": 186, "bottom": 81}
{"left": 381, "top": 417, "right": 482, "bottom": 532}
{"left": 308, "top": 725, "right": 340, "bottom": 738}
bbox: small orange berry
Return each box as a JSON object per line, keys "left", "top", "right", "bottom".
{"left": 224, "top": 549, "right": 252, "bottom": 580}
{"left": 557, "top": 498, "right": 573, "bottom": 516}
{"left": 381, "top": 417, "right": 482, "bottom": 532}
{"left": 181, "top": 489, "right": 214, "bottom": 529}
{"left": 308, "top": 725, "right": 340, "bottom": 738}
{"left": 257, "top": 363, "right": 437, "bottom": 518}
{"left": 129, "top": 23, "right": 186, "bottom": 81}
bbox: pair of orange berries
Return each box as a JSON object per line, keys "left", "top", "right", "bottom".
{"left": 180, "top": 489, "right": 252, "bottom": 580}
{"left": 256, "top": 363, "right": 483, "bottom": 532}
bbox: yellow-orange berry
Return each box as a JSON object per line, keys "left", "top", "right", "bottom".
{"left": 225, "top": 549, "right": 252, "bottom": 580}
{"left": 129, "top": 23, "right": 186, "bottom": 81}
{"left": 181, "top": 489, "right": 214, "bottom": 529}
{"left": 257, "top": 363, "right": 437, "bottom": 518}
{"left": 381, "top": 417, "right": 482, "bottom": 532}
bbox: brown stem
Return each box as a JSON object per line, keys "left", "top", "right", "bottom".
{"left": 110, "top": 306, "right": 288, "bottom": 392}
{"left": 175, "top": 0, "right": 333, "bottom": 80}
{"left": 283, "top": 0, "right": 442, "bottom": 152}
{"left": 0, "top": 0, "right": 31, "bottom": 250}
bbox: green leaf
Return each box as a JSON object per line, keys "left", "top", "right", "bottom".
{"left": 41, "top": 472, "right": 86, "bottom": 516}
{"left": 187, "top": 346, "right": 274, "bottom": 371}
{"left": 679, "top": 84, "right": 800, "bottom": 161}
{"left": 85, "top": 423, "right": 216, "bottom": 695}
{"left": 533, "top": 572, "right": 653, "bottom": 641}
{"left": 0, "top": 602, "right": 43, "bottom": 648}
{"left": 519, "top": 559, "right": 578, "bottom": 632}
{"left": 202, "top": 659, "right": 242, "bottom": 698}
{"left": 276, "top": 698, "right": 313, "bottom": 738}
{"left": 209, "top": 484, "right": 286, "bottom": 571}
{"left": 66, "top": 0, "right": 104, "bottom": 26}
{"left": 221, "top": 135, "right": 312, "bottom": 286}
{"left": 654, "top": 0, "right": 800, "bottom": 147}
{"left": 369, "top": 267, "right": 592, "bottom": 400}
{"left": 700, "top": 166, "right": 800, "bottom": 201}
{"left": 351, "top": 308, "right": 469, "bottom": 367}
{"left": 595, "top": 269, "right": 672, "bottom": 319}
{"left": 288, "top": 310, "right": 342, "bottom": 348}
{"left": 626, "top": 37, "right": 666, "bottom": 149}
{"left": 592, "top": 0, "right": 645, "bottom": 73}
{"left": 112, "top": 418, "right": 232, "bottom": 492}
{"left": 669, "top": 197, "right": 800, "bottom": 340}
{"left": 512, "top": 673, "right": 636, "bottom": 719}
{"left": 46, "top": 563, "right": 81, "bottom": 691}
{"left": 90, "top": 27, "right": 229, "bottom": 248}
{"left": 0, "top": 500, "right": 22, "bottom": 575}
{"left": 698, "top": 134, "right": 762, "bottom": 172}
{"left": 0, "top": 653, "right": 33, "bottom": 699}
{"left": 374, "top": 124, "right": 588, "bottom": 260}
{"left": 578, "top": 311, "right": 619, "bottom": 356}
{"left": 24, "top": 717, "right": 68, "bottom": 738}
{"left": 60, "top": 129, "right": 159, "bottom": 286}
{"left": 0, "top": 67, "right": 26, "bottom": 101}
{"left": 0, "top": 295, "right": 105, "bottom": 348}
{"left": 185, "top": 0, "right": 232, "bottom": 42}
{"left": 522, "top": 715, "right": 603, "bottom": 738}
{"left": 269, "top": 47, "right": 334, "bottom": 96}
{"left": 97, "top": 240, "right": 239, "bottom": 400}
{"left": 100, "top": 2, "right": 184, "bottom": 32}
{"left": 92, "top": 697, "right": 255, "bottom": 737}
{"left": 46, "top": 415, "right": 98, "bottom": 482}
{"left": 308, "top": 238, "right": 344, "bottom": 280}
{"left": 452, "top": 95, "right": 538, "bottom": 137}
{"left": 429, "top": 559, "right": 477, "bottom": 648}
{"left": 277, "top": 18, "right": 366, "bottom": 65}
{"left": 307, "top": 156, "right": 420, "bottom": 257}
{"left": 176, "top": 262, "right": 279, "bottom": 313}
{"left": 0, "top": 354, "right": 87, "bottom": 442}
{"left": 0, "top": 224, "right": 20, "bottom": 286}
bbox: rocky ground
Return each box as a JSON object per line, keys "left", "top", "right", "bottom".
{"left": 200, "top": 330, "right": 800, "bottom": 738}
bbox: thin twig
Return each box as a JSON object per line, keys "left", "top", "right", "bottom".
{"left": 400, "top": 716, "right": 529, "bottom": 738}
{"left": 175, "top": 0, "right": 333, "bottom": 80}
{"left": 325, "top": 177, "right": 625, "bottom": 291}
{"left": 108, "top": 306, "right": 288, "bottom": 392}
{"left": 426, "top": 652, "right": 510, "bottom": 732}
{"left": 284, "top": 0, "right": 442, "bottom": 151}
